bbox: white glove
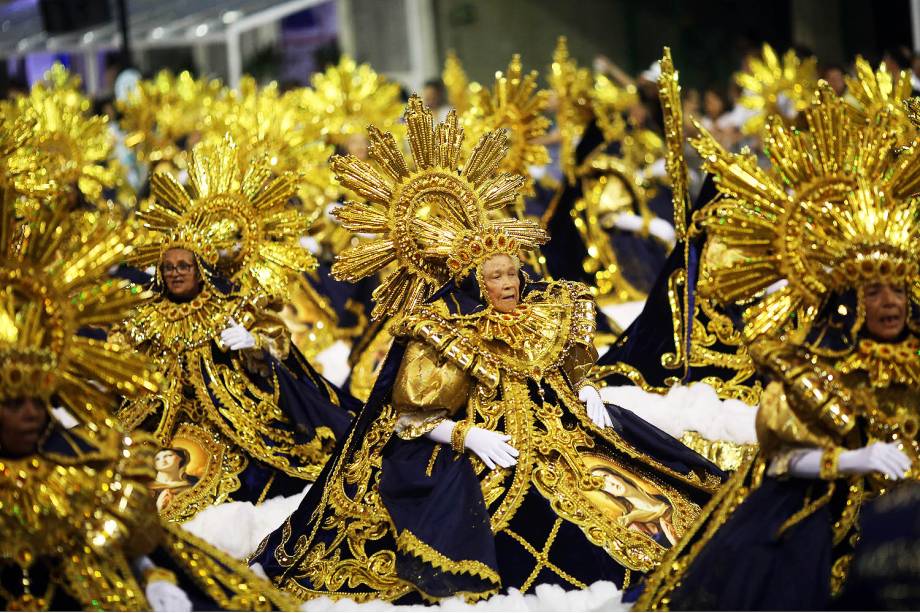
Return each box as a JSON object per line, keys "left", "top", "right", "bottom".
{"left": 146, "top": 580, "right": 193, "bottom": 612}
{"left": 579, "top": 385, "right": 613, "bottom": 429}
{"left": 839, "top": 442, "right": 912, "bottom": 480}
{"left": 788, "top": 442, "right": 911, "bottom": 480}
{"left": 220, "top": 318, "right": 256, "bottom": 351}
{"left": 426, "top": 420, "right": 519, "bottom": 470}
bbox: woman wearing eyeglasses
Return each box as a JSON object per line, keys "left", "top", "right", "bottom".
{"left": 116, "top": 137, "right": 357, "bottom": 522}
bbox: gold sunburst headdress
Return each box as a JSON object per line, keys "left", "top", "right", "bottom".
{"left": 734, "top": 43, "right": 818, "bottom": 136}
{"left": 462, "top": 54, "right": 550, "bottom": 197}
{"left": 299, "top": 55, "right": 404, "bottom": 145}
{"left": 204, "top": 76, "right": 336, "bottom": 213}
{"left": 694, "top": 83, "right": 920, "bottom": 340}
{"left": 131, "top": 134, "right": 316, "bottom": 302}
{"left": 548, "top": 36, "right": 594, "bottom": 182}
{"left": 117, "top": 69, "right": 223, "bottom": 169}
{"left": 10, "top": 63, "right": 120, "bottom": 205}
{"left": 331, "top": 96, "right": 548, "bottom": 319}
{"left": 0, "top": 192, "right": 159, "bottom": 427}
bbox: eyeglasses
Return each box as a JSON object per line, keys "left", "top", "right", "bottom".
{"left": 161, "top": 262, "right": 195, "bottom": 274}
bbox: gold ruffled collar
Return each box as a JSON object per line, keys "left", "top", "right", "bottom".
{"left": 451, "top": 283, "right": 583, "bottom": 378}
{"left": 836, "top": 336, "right": 920, "bottom": 388}
{"left": 127, "top": 289, "right": 242, "bottom": 355}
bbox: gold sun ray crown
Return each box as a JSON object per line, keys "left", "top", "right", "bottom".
{"left": 298, "top": 55, "right": 405, "bottom": 145}
{"left": 442, "top": 50, "right": 480, "bottom": 114}
{"left": 693, "top": 82, "right": 920, "bottom": 340}
{"left": 330, "top": 95, "right": 548, "bottom": 320}
{"left": 202, "top": 76, "right": 335, "bottom": 216}
{"left": 10, "top": 62, "right": 122, "bottom": 207}
{"left": 0, "top": 190, "right": 161, "bottom": 430}
{"left": 845, "top": 56, "right": 914, "bottom": 132}
{"left": 734, "top": 43, "right": 819, "bottom": 136}
{"left": 547, "top": 36, "right": 594, "bottom": 182}
{"left": 462, "top": 54, "right": 551, "bottom": 197}
{"left": 131, "top": 134, "right": 316, "bottom": 304}
{"left": 117, "top": 69, "right": 223, "bottom": 168}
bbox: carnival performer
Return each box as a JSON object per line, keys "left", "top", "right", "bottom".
{"left": 0, "top": 180, "right": 294, "bottom": 611}
{"left": 636, "top": 84, "right": 920, "bottom": 610}
{"left": 250, "top": 97, "right": 723, "bottom": 604}
{"left": 117, "top": 135, "right": 355, "bottom": 522}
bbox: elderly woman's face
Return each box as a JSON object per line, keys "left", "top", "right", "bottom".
{"left": 481, "top": 255, "right": 520, "bottom": 314}
{"left": 864, "top": 282, "right": 908, "bottom": 341}
{"left": 161, "top": 248, "right": 201, "bottom": 300}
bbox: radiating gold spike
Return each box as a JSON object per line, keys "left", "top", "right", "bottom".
{"left": 477, "top": 173, "right": 525, "bottom": 211}
{"left": 331, "top": 155, "right": 393, "bottom": 204}
{"left": 332, "top": 239, "right": 397, "bottom": 281}
{"left": 332, "top": 201, "right": 390, "bottom": 234}
{"left": 368, "top": 125, "right": 410, "bottom": 182}
{"left": 405, "top": 95, "right": 435, "bottom": 170}
{"left": 463, "top": 129, "right": 509, "bottom": 186}
{"left": 435, "top": 110, "right": 464, "bottom": 170}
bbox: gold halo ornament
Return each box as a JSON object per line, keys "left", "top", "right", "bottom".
{"left": 734, "top": 43, "right": 818, "bottom": 136}
{"left": 0, "top": 192, "right": 160, "bottom": 430}
{"left": 694, "top": 83, "right": 920, "bottom": 340}
{"left": 9, "top": 63, "right": 121, "bottom": 206}
{"left": 299, "top": 55, "right": 404, "bottom": 145}
{"left": 462, "top": 54, "right": 551, "bottom": 197}
{"left": 117, "top": 69, "right": 223, "bottom": 170}
{"left": 131, "top": 134, "right": 316, "bottom": 304}
{"left": 331, "top": 95, "right": 548, "bottom": 320}
{"left": 204, "top": 76, "right": 336, "bottom": 215}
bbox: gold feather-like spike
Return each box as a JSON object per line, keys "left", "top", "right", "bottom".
{"left": 368, "top": 126, "right": 410, "bottom": 183}
{"left": 331, "top": 155, "right": 394, "bottom": 204}
{"left": 332, "top": 202, "right": 390, "bottom": 234}
{"left": 333, "top": 238, "right": 398, "bottom": 282}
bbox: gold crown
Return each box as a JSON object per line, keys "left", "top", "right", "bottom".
{"left": 9, "top": 63, "right": 120, "bottom": 205}
{"left": 695, "top": 84, "right": 920, "bottom": 339}
{"left": 299, "top": 55, "right": 404, "bottom": 144}
{"left": 132, "top": 134, "right": 316, "bottom": 302}
{"left": 118, "top": 69, "right": 223, "bottom": 166}
{"left": 446, "top": 227, "right": 524, "bottom": 278}
{"left": 734, "top": 43, "right": 818, "bottom": 135}
{"left": 0, "top": 195, "right": 160, "bottom": 422}
{"left": 331, "top": 95, "right": 547, "bottom": 319}
{"left": 462, "top": 54, "right": 550, "bottom": 197}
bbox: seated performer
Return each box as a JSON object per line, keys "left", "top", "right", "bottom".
{"left": 637, "top": 86, "right": 920, "bottom": 611}
{"left": 0, "top": 199, "right": 293, "bottom": 611}
{"left": 251, "top": 97, "right": 723, "bottom": 603}
{"left": 117, "top": 136, "right": 355, "bottom": 521}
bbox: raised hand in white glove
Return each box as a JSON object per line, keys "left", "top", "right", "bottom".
{"left": 220, "top": 318, "right": 256, "bottom": 351}
{"left": 146, "top": 580, "right": 193, "bottom": 612}
{"left": 426, "top": 420, "right": 519, "bottom": 470}
{"left": 579, "top": 385, "right": 613, "bottom": 429}
{"left": 839, "top": 442, "right": 912, "bottom": 480}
